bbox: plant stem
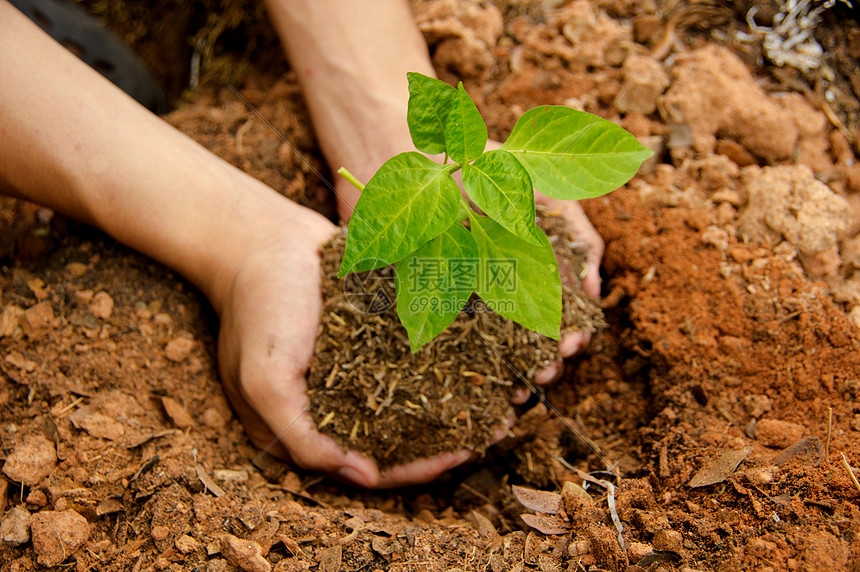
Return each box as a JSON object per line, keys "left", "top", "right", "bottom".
{"left": 337, "top": 167, "right": 366, "bottom": 191}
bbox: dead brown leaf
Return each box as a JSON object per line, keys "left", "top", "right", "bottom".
{"left": 689, "top": 446, "right": 753, "bottom": 487}
{"left": 512, "top": 485, "right": 563, "bottom": 514}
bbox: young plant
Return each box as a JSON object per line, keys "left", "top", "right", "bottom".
{"left": 338, "top": 73, "right": 652, "bottom": 352}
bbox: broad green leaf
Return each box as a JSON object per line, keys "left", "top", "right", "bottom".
{"left": 444, "top": 82, "right": 487, "bottom": 164}
{"left": 395, "top": 222, "right": 478, "bottom": 352}
{"left": 462, "top": 149, "right": 543, "bottom": 246}
{"left": 469, "top": 214, "right": 561, "bottom": 339}
{"left": 407, "top": 72, "right": 457, "bottom": 155}
{"left": 500, "top": 106, "right": 653, "bottom": 200}
{"left": 339, "top": 152, "right": 460, "bottom": 276}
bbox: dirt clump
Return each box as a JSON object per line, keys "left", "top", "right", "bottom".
{"left": 663, "top": 44, "right": 815, "bottom": 164}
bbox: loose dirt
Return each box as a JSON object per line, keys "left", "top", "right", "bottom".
{"left": 1, "top": 0, "right": 860, "bottom": 570}
{"left": 307, "top": 214, "right": 600, "bottom": 468}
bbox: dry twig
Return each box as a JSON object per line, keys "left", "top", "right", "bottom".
{"left": 840, "top": 452, "right": 860, "bottom": 494}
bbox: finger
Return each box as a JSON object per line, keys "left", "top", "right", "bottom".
{"left": 559, "top": 330, "right": 591, "bottom": 358}
{"left": 376, "top": 449, "right": 476, "bottom": 488}
{"left": 234, "top": 346, "right": 381, "bottom": 486}
{"left": 510, "top": 386, "right": 531, "bottom": 404}
{"left": 534, "top": 360, "right": 562, "bottom": 385}
{"left": 535, "top": 194, "right": 604, "bottom": 298}
{"left": 581, "top": 249, "right": 602, "bottom": 298}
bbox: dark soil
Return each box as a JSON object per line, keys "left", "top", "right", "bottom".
{"left": 2, "top": 1, "right": 860, "bottom": 571}
{"left": 308, "top": 214, "right": 601, "bottom": 467}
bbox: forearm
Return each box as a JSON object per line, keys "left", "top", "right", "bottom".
{"left": 265, "top": 0, "right": 435, "bottom": 207}
{"left": 0, "top": 3, "right": 314, "bottom": 312}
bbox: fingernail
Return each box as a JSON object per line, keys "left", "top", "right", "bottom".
{"left": 512, "top": 387, "right": 530, "bottom": 403}
{"left": 535, "top": 362, "right": 559, "bottom": 384}
{"left": 559, "top": 335, "right": 579, "bottom": 356}
{"left": 560, "top": 333, "right": 588, "bottom": 357}
{"left": 337, "top": 466, "right": 373, "bottom": 488}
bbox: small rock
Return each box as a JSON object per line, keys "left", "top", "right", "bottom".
{"left": 743, "top": 394, "right": 773, "bottom": 418}
{"left": 738, "top": 165, "right": 850, "bottom": 257}
{"left": 153, "top": 312, "right": 172, "bottom": 326}
{"left": 0, "top": 304, "right": 23, "bottom": 338}
{"left": 64, "top": 262, "right": 88, "bottom": 278}
{"left": 632, "top": 14, "right": 662, "bottom": 44}
{"left": 165, "top": 336, "right": 195, "bottom": 363}
{"left": 568, "top": 539, "right": 591, "bottom": 557}
{"left": 638, "top": 135, "right": 665, "bottom": 175}
{"left": 746, "top": 537, "right": 778, "bottom": 557}
{"left": 175, "top": 534, "right": 199, "bottom": 554}
{"left": 616, "top": 54, "right": 668, "bottom": 115}
{"left": 151, "top": 525, "right": 170, "bottom": 542}
{"left": 200, "top": 408, "right": 227, "bottom": 429}
{"left": 26, "top": 489, "right": 48, "bottom": 507}
{"left": 75, "top": 290, "right": 94, "bottom": 304}
{"left": 715, "top": 139, "right": 757, "bottom": 167}
{"left": 701, "top": 226, "right": 729, "bottom": 250}
{"left": 756, "top": 419, "right": 805, "bottom": 448}
{"left": 89, "top": 291, "right": 114, "bottom": 320}
{"left": 161, "top": 397, "right": 194, "bottom": 430}
{"left": 0, "top": 505, "right": 31, "bottom": 546}
{"left": 219, "top": 534, "right": 271, "bottom": 572}
{"left": 30, "top": 510, "right": 90, "bottom": 567}
{"left": 653, "top": 529, "right": 683, "bottom": 552}
{"left": 3, "top": 435, "right": 57, "bottom": 486}
{"left": 0, "top": 478, "right": 7, "bottom": 513}
{"left": 587, "top": 525, "right": 624, "bottom": 571}
{"left": 745, "top": 465, "right": 778, "bottom": 485}
{"left": 5, "top": 351, "right": 37, "bottom": 372}
{"left": 22, "top": 302, "right": 55, "bottom": 339}
{"left": 800, "top": 246, "right": 841, "bottom": 278}
{"left": 207, "top": 559, "right": 229, "bottom": 572}
{"left": 627, "top": 541, "right": 653, "bottom": 563}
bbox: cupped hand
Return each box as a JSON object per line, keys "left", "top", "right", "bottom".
{"left": 216, "top": 201, "right": 492, "bottom": 488}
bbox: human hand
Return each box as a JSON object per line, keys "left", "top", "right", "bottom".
{"left": 216, "top": 201, "right": 498, "bottom": 488}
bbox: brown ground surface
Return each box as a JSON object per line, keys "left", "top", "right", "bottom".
{"left": 2, "top": 1, "right": 860, "bottom": 570}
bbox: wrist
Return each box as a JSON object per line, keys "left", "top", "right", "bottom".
{"left": 188, "top": 169, "right": 335, "bottom": 315}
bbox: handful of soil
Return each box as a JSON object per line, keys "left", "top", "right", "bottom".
{"left": 308, "top": 209, "right": 603, "bottom": 467}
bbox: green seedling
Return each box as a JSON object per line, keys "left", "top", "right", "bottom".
{"left": 338, "top": 72, "right": 652, "bottom": 352}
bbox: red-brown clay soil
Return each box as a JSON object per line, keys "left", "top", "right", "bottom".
{"left": 2, "top": 1, "right": 860, "bottom": 570}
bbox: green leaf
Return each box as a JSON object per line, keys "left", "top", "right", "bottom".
{"left": 500, "top": 106, "right": 653, "bottom": 200}
{"left": 462, "top": 149, "right": 543, "bottom": 246}
{"left": 469, "top": 213, "right": 561, "bottom": 339}
{"left": 339, "top": 152, "right": 460, "bottom": 276}
{"left": 444, "top": 82, "right": 487, "bottom": 164}
{"left": 407, "top": 72, "right": 457, "bottom": 155}
{"left": 395, "top": 222, "right": 478, "bottom": 352}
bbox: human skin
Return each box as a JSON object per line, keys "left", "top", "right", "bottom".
{"left": 0, "top": 0, "right": 603, "bottom": 487}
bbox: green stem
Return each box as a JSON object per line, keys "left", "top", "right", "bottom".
{"left": 337, "top": 167, "right": 366, "bottom": 192}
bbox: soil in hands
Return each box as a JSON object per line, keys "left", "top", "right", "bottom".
{"left": 308, "top": 210, "right": 604, "bottom": 467}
